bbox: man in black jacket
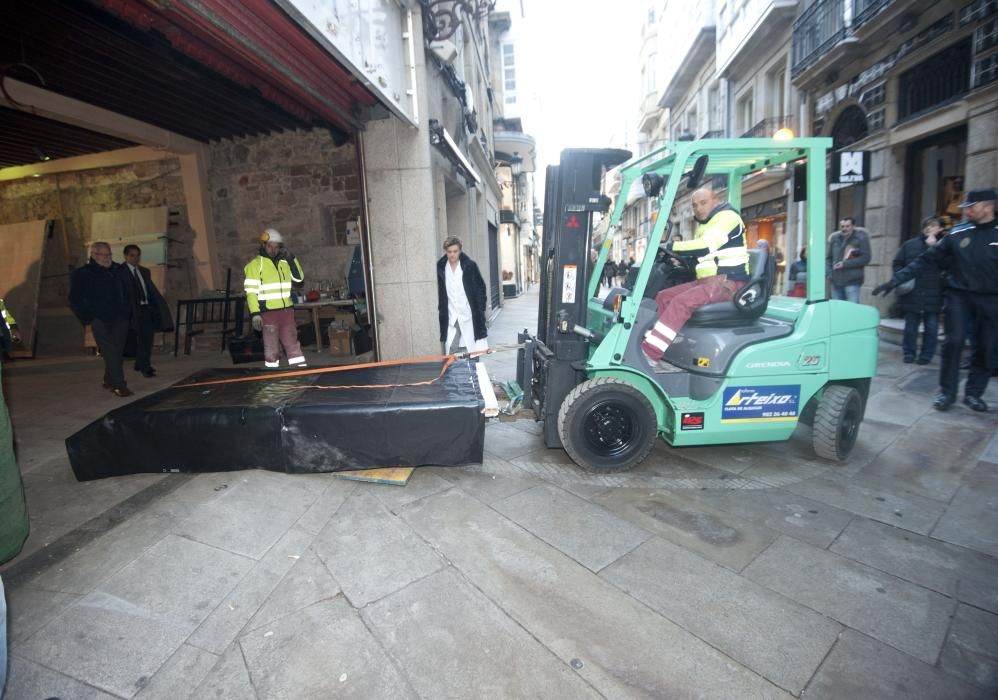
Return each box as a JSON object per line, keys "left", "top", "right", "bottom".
{"left": 122, "top": 244, "right": 172, "bottom": 378}
{"left": 437, "top": 236, "right": 488, "bottom": 354}
{"left": 892, "top": 217, "right": 944, "bottom": 365}
{"left": 874, "top": 189, "right": 998, "bottom": 412}
{"left": 69, "top": 242, "right": 134, "bottom": 397}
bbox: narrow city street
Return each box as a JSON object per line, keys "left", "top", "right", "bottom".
{"left": 0, "top": 287, "right": 995, "bottom": 699}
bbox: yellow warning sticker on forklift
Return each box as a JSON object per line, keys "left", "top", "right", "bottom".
{"left": 721, "top": 385, "right": 800, "bottom": 422}
{"left": 696, "top": 357, "right": 711, "bottom": 368}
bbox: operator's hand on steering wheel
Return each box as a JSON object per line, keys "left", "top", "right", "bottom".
{"left": 871, "top": 281, "right": 895, "bottom": 297}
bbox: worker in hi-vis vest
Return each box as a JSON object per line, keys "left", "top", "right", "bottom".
{"left": 640, "top": 187, "right": 749, "bottom": 365}
{"left": 0, "top": 298, "right": 19, "bottom": 352}
{"left": 244, "top": 229, "right": 306, "bottom": 368}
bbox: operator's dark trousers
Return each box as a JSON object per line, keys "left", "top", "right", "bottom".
{"left": 940, "top": 290, "right": 998, "bottom": 399}
{"left": 133, "top": 304, "right": 155, "bottom": 372}
{"left": 91, "top": 317, "right": 129, "bottom": 389}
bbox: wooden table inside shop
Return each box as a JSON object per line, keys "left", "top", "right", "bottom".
{"left": 295, "top": 298, "right": 356, "bottom": 352}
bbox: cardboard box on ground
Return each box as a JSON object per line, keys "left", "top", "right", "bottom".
{"left": 328, "top": 310, "right": 356, "bottom": 356}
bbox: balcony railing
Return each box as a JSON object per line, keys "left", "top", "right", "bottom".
{"left": 853, "top": 0, "right": 893, "bottom": 28}
{"left": 741, "top": 115, "right": 794, "bottom": 138}
{"left": 791, "top": 0, "right": 847, "bottom": 77}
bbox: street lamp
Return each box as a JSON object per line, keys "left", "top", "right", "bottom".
{"left": 510, "top": 152, "right": 522, "bottom": 177}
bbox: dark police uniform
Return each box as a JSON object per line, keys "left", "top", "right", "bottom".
{"left": 879, "top": 216, "right": 998, "bottom": 406}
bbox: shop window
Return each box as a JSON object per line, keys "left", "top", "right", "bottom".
{"left": 897, "top": 38, "right": 972, "bottom": 121}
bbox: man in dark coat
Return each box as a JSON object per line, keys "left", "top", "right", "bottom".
{"left": 437, "top": 236, "right": 488, "bottom": 353}
{"left": 827, "top": 217, "right": 871, "bottom": 302}
{"left": 122, "top": 244, "right": 173, "bottom": 377}
{"left": 892, "top": 217, "right": 944, "bottom": 364}
{"left": 69, "top": 242, "right": 134, "bottom": 397}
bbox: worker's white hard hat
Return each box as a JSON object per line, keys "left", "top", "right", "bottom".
{"left": 261, "top": 228, "right": 283, "bottom": 244}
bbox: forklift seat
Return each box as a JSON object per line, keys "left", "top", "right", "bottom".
{"left": 686, "top": 248, "right": 775, "bottom": 327}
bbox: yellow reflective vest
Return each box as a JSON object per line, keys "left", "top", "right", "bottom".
{"left": 244, "top": 254, "right": 304, "bottom": 314}
{"left": 673, "top": 204, "right": 749, "bottom": 280}
{"left": 0, "top": 298, "right": 15, "bottom": 331}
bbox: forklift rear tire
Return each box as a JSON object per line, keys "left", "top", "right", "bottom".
{"left": 812, "top": 384, "right": 862, "bottom": 462}
{"left": 558, "top": 378, "right": 658, "bottom": 472}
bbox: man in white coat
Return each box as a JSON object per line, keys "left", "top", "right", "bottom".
{"left": 436, "top": 236, "right": 489, "bottom": 354}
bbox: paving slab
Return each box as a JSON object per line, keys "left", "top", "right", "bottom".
{"left": 401, "top": 488, "right": 790, "bottom": 699}
{"left": 157, "top": 484, "right": 307, "bottom": 559}
{"left": 863, "top": 387, "right": 934, "bottom": 426}
{"left": 22, "top": 469, "right": 167, "bottom": 529}
{"left": 191, "top": 642, "right": 257, "bottom": 700}
{"left": 293, "top": 478, "right": 356, "bottom": 535}
{"left": 16, "top": 534, "right": 252, "bottom": 698}
{"left": 312, "top": 489, "right": 444, "bottom": 607}
{"left": 602, "top": 537, "right": 842, "bottom": 695}
{"left": 363, "top": 567, "right": 600, "bottom": 698}
{"left": 5, "top": 654, "right": 121, "bottom": 700}
{"left": 980, "top": 430, "right": 998, "bottom": 465}
{"left": 493, "top": 484, "right": 650, "bottom": 571}
{"left": 677, "top": 487, "right": 854, "bottom": 548}
{"left": 5, "top": 584, "right": 80, "bottom": 646}
{"left": 932, "top": 462, "right": 998, "bottom": 558}
{"left": 425, "top": 454, "right": 541, "bottom": 504}
{"left": 785, "top": 474, "right": 945, "bottom": 535}
{"left": 939, "top": 604, "right": 998, "bottom": 694}
{"left": 187, "top": 525, "right": 315, "bottom": 654}
{"left": 484, "top": 421, "right": 547, "bottom": 460}
{"left": 744, "top": 536, "right": 953, "bottom": 663}
{"left": 830, "top": 517, "right": 998, "bottom": 612}
{"left": 748, "top": 417, "right": 904, "bottom": 477}
{"left": 134, "top": 643, "right": 220, "bottom": 700}
{"left": 512, "top": 448, "right": 747, "bottom": 491}
{"left": 21, "top": 509, "right": 173, "bottom": 596}
{"left": 237, "top": 597, "right": 417, "bottom": 699}
{"left": 369, "top": 468, "right": 453, "bottom": 511}
{"left": 243, "top": 546, "right": 341, "bottom": 633}
{"left": 802, "top": 629, "right": 991, "bottom": 700}
{"left": 856, "top": 414, "right": 991, "bottom": 502}
{"left": 593, "top": 487, "right": 780, "bottom": 571}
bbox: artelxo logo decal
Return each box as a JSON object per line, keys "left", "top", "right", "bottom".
{"left": 721, "top": 385, "right": 800, "bottom": 421}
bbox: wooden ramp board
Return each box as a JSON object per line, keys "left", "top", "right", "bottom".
{"left": 332, "top": 467, "right": 416, "bottom": 485}
{"left": 477, "top": 361, "right": 499, "bottom": 418}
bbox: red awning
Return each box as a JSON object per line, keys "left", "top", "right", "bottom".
{"left": 94, "top": 0, "right": 379, "bottom": 133}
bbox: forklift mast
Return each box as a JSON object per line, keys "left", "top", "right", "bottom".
{"left": 539, "top": 149, "right": 632, "bottom": 342}
{"left": 524, "top": 148, "right": 630, "bottom": 448}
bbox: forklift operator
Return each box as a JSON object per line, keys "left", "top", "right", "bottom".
{"left": 640, "top": 186, "right": 749, "bottom": 365}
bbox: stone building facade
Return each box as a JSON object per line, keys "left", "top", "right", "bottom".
{"left": 792, "top": 0, "right": 998, "bottom": 308}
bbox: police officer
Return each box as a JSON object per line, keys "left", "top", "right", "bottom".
{"left": 873, "top": 188, "right": 998, "bottom": 412}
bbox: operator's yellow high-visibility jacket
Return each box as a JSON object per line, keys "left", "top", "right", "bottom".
{"left": 0, "top": 298, "right": 15, "bottom": 333}
{"left": 672, "top": 203, "right": 749, "bottom": 280}
{"left": 243, "top": 253, "right": 304, "bottom": 314}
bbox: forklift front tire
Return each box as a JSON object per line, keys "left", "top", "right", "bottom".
{"left": 812, "top": 384, "right": 863, "bottom": 462}
{"left": 558, "top": 378, "right": 658, "bottom": 472}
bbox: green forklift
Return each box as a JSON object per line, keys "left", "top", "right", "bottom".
{"left": 516, "top": 138, "right": 879, "bottom": 472}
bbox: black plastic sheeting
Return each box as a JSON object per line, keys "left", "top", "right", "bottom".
{"left": 66, "top": 360, "right": 485, "bottom": 481}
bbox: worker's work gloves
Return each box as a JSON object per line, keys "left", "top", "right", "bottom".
{"left": 871, "top": 281, "right": 896, "bottom": 297}
{"left": 252, "top": 314, "right": 263, "bottom": 332}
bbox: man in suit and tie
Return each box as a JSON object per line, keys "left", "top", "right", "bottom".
{"left": 122, "top": 244, "right": 171, "bottom": 378}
